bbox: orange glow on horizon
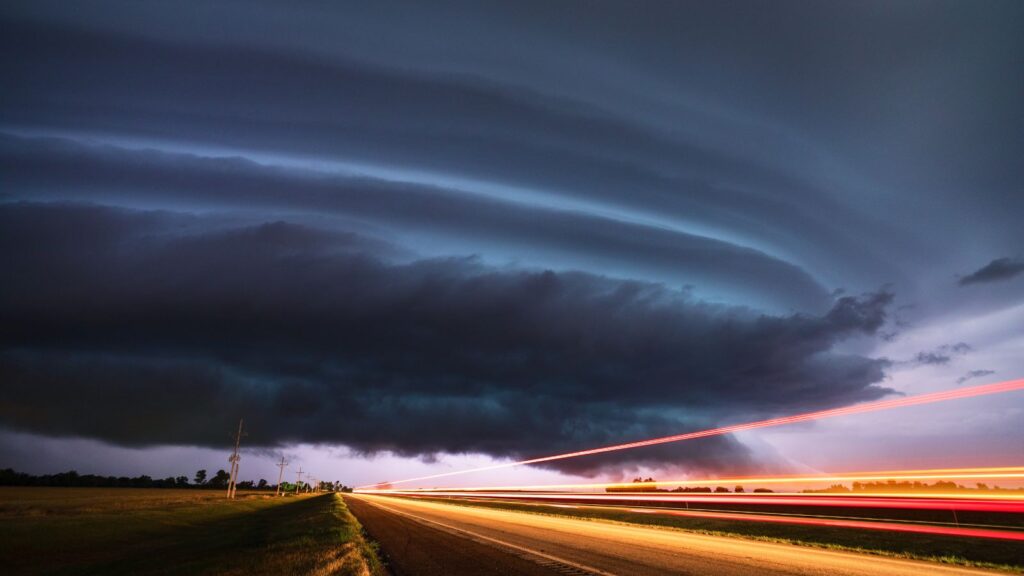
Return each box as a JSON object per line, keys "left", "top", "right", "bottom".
{"left": 357, "top": 378, "right": 1024, "bottom": 490}
{"left": 356, "top": 465, "right": 1024, "bottom": 493}
{"left": 367, "top": 491, "right": 1024, "bottom": 513}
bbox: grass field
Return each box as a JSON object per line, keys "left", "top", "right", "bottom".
{"left": 406, "top": 495, "right": 1024, "bottom": 572}
{"left": 0, "top": 487, "right": 384, "bottom": 576}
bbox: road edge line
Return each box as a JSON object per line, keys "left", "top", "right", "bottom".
{"left": 352, "top": 495, "right": 618, "bottom": 576}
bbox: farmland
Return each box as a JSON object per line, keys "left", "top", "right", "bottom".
{"left": 0, "top": 487, "right": 382, "bottom": 575}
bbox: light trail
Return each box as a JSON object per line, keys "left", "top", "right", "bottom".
{"left": 355, "top": 494, "right": 1024, "bottom": 574}
{"left": 357, "top": 378, "right": 1024, "bottom": 490}
{"left": 359, "top": 465, "right": 1024, "bottom": 493}
{"left": 384, "top": 491, "right": 1024, "bottom": 513}
{"left": 624, "top": 507, "right": 1024, "bottom": 541}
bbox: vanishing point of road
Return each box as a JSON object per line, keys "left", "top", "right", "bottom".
{"left": 344, "top": 494, "right": 1003, "bottom": 576}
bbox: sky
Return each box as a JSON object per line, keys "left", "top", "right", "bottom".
{"left": 1, "top": 1, "right": 1022, "bottom": 488}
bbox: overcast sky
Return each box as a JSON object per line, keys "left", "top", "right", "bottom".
{"left": 1, "top": 1, "right": 1022, "bottom": 487}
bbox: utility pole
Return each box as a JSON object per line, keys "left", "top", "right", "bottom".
{"left": 274, "top": 456, "right": 288, "bottom": 497}
{"left": 295, "top": 467, "right": 304, "bottom": 496}
{"left": 227, "top": 418, "right": 245, "bottom": 500}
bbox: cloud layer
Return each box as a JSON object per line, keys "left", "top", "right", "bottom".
{"left": 0, "top": 132, "right": 832, "bottom": 311}
{"left": 1, "top": 203, "right": 894, "bottom": 474}
{"left": 1, "top": 2, "right": 1021, "bottom": 477}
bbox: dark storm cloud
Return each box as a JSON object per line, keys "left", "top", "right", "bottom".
{"left": 0, "top": 15, "right": 904, "bottom": 293}
{"left": 0, "top": 203, "right": 894, "bottom": 473}
{"left": 2, "top": 0, "right": 1020, "bottom": 477}
{"left": 0, "top": 132, "right": 831, "bottom": 311}
{"left": 959, "top": 257, "right": 1024, "bottom": 286}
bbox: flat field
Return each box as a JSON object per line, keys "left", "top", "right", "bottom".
{"left": 0, "top": 487, "right": 382, "bottom": 576}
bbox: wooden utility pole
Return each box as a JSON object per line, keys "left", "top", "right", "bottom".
{"left": 227, "top": 419, "right": 244, "bottom": 499}
{"left": 295, "top": 467, "right": 304, "bottom": 496}
{"left": 275, "top": 456, "right": 287, "bottom": 497}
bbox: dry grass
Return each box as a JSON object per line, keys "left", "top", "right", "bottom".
{"left": 0, "top": 487, "right": 383, "bottom": 576}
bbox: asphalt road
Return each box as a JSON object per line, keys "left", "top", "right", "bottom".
{"left": 345, "top": 495, "right": 563, "bottom": 576}
{"left": 345, "top": 494, "right": 1004, "bottom": 576}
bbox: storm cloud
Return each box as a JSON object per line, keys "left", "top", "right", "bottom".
{"left": 1, "top": 1, "right": 1021, "bottom": 478}
{"left": 0, "top": 132, "right": 832, "bottom": 311}
{"left": 1, "top": 203, "right": 893, "bottom": 474}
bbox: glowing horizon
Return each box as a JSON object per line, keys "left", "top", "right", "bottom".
{"left": 358, "top": 378, "right": 1024, "bottom": 490}
{"left": 357, "top": 465, "right": 1024, "bottom": 493}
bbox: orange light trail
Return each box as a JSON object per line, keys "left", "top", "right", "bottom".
{"left": 385, "top": 491, "right": 1024, "bottom": 513}
{"left": 357, "top": 378, "right": 1024, "bottom": 490}
{"left": 625, "top": 508, "right": 1024, "bottom": 541}
{"left": 359, "top": 465, "right": 1024, "bottom": 493}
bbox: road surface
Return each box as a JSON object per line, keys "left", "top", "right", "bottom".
{"left": 345, "top": 494, "right": 1004, "bottom": 576}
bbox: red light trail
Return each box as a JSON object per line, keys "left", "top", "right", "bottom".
{"left": 625, "top": 508, "right": 1024, "bottom": 542}
{"left": 386, "top": 491, "right": 1024, "bottom": 513}
{"left": 361, "top": 465, "right": 1024, "bottom": 493}
{"left": 357, "top": 378, "right": 1024, "bottom": 490}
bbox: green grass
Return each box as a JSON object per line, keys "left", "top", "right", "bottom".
{"left": 408, "top": 495, "right": 1024, "bottom": 572}
{"left": 0, "top": 487, "right": 384, "bottom": 576}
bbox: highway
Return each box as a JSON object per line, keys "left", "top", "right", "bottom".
{"left": 345, "top": 494, "right": 1004, "bottom": 576}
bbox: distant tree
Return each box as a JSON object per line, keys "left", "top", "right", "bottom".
{"left": 0, "top": 469, "right": 395, "bottom": 493}
{"left": 236, "top": 480, "right": 255, "bottom": 490}
{"left": 734, "top": 485, "right": 745, "bottom": 493}
{"left": 208, "top": 469, "right": 231, "bottom": 489}
{"left": 714, "top": 486, "right": 729, "bottom": 493}
{"left": 753, "top": 488, "right": 774, "bottom": 493}
{"left": 804, "top": 484, "right": 850, "bottom": 494}
{"left": 257, "top": 479, "right": 268, "bottom": 489}
{"left": 613, "top": 477, "right": 660, "bottom": 493}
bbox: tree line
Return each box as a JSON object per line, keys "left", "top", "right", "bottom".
{"left": 606, "top": 477, "right": 773, "bottom": 493}
{"left": 804, "top": 480, "right": 1024, "bottom": 494}
{"left": 0, "top": 468, "right": 353, "bottom": 492}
